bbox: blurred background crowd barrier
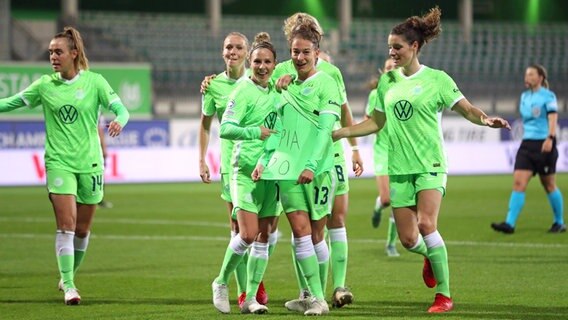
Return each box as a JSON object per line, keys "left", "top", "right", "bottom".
{"left": 1, "top": 0, "right": 567, "bottom": 184}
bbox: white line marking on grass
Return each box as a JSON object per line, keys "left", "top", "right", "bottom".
{"left": 0, "top": 232, "right": 566, "bottom": 249}
{"left": 0, "top": 217, "right": 227, "bottom": 228}
{"left": 351, "top": 238, "right": 568, "bottom": 248}
{"left": 0, "top": 233, "right": 228, "bottom": 242}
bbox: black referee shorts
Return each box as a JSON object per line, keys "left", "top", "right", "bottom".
{"left": 514, "top": 139, "right": 558, "bottom": 176}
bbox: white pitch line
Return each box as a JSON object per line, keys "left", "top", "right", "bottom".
{"left": 0, "top": 233, "right": 228, "bottom": 242}
{"left": 0, "top": 232, "right": 566, "bottom": 249}
{"left": 0, "top": 216, "right": 227, "bottom": 228}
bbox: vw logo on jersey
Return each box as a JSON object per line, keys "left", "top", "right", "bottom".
{"left": 58, "top": 105, "right": 79, "bottom": 124}
{"left": 264, "top": 112, "right": 278, "bottom": 130}
{"left": 393, "top": 100, "right": 413, "bottom": 121}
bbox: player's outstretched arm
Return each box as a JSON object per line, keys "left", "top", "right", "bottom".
{"left": 452, "top": 98, "right": 511, "bottom": 129}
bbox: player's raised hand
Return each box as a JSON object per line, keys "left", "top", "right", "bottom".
{"left": 107, "top": 121, "right": 123, "bottom": 137}
{"left": 200, "top": 74, "right": 217, "bottom": 94}
{"left": 275, "top": 74, "right": 293, "bottom": 93}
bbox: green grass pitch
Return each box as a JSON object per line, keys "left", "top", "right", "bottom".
{"left": 1, "top": 174, "right": 567, "bottom": 319}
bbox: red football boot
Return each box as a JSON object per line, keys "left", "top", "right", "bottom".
{"left": 237, "top": 292, "right": 246, "bottom": 309}
{"left": 422, "top": 258, "right": 437, "bottom": 288}
{"left": 427, "top": 293, "right": 453, "bottom": 313}
{"left": 256, "top": 281, "right": 269, "bottom": 305}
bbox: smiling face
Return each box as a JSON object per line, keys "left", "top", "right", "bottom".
{"left": 222, "top": 35, "right": 247, "bottom": 74}
{"left": 250, "top": 47, "right": 275, "bottom": 87}
{"left": 290, "top": 37, "right": 319, "bottom": 80}
{"left": 48, "top": 37, "right": 77, "bottom": 79}
{"left": 387, "top": 34, "right": 417, "bottom": 69}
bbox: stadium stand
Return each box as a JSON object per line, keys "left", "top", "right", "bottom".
{"left": 76, "top": 11, "right": 567, "bottom": 115}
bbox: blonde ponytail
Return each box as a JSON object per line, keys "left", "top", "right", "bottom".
{"left": 54, "top": 26, "right": 89, "bottom": 71}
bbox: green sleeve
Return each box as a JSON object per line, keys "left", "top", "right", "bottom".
{"left": 220, "top": 122, "right": 261, "bottom": 140}
{"left": 96, "top": 73, "right": 123, "bottom": 111}
{"left": 438, "top": 71, "right": 464, "bottom": 110}
{"left": 219, "top": 81, "right": 262, "bottom": 140}
{"left": 319, "top": 81, "right": 342, "bottom": 117}
{"left": 19, "top": 76, "right": 45, "bottom": 108}
{"left": 272, "top": 61, "right": 294, "bottom": 82}
{"left": 0, "top": 95, "right": 26, "bottom": 113}
{"left": 202, "top": 91, "right": 216, "bottom": 116}
{"left": 365, "top": 89, "right": 377, "bottom": 117}
{"left": 109, "top": 101, "right": 130, "bottom": 127}
{"left": 331, "top": 68, "right": 348, "bottom": 105}
{"left": 305, "top": 113, "right": 336, "bottom": 172}
{"left": 375, "top": 76, "right": 389, "bottom": 113}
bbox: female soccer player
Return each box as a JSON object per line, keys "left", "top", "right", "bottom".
{"left": 0, "top": 26, "right": 129, "bottom": 305}
{"left": 199, "top": 31, "right": 270, "bottom": 306}
{"left": 273, "top": 12, "right": 362, "bottom": 310}
{"left": 365, "top": 58, "right": 400, "bottom": 257}
{"left": 333, "top": 7, "right": 510, "bottom": 313}
{"left": 491, "top": 64, "right": 565, "bottom": 234}
{"left": 211, "top": 32, "right": 280, "bottom": 315}
{"left": 258, "top": 20, "right": 342, "bottom": 316}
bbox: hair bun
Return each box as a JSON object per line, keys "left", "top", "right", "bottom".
{"left": 253, "top": 32, "right": 271, "bottom": 46}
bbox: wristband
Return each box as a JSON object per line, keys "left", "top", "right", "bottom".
{"left": 351, "top": 146, "right": 359, "bottom": 151}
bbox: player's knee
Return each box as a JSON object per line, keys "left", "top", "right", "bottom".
{"left": 512, "top": 180, "right": 528, "bottom": 191}
{"left": 255, "top": 231, "right": 270, "bottom": 243}
{"left": 542, "top": 182, "right": 557, "bottom": 193}
{"left": 309, "top": 225, "right": 326, "bottom": 243}
{"left": 417, "top": 220, "right": 437, "bottom": 235}
{"left": 239, "top": 232, "right": 257, "bottom": 244}
{"left": 290, "top": 224, "right": 311, "bottom": 238}
{"left": 399, "top": 235, "right": 416, "bottom": 248}
{"left": 75, "top": 230, "right": 89, "bottom": 238}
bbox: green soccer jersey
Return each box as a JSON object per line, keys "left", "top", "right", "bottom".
{"left": 0, "top": 70, "right": 129, "bottom": 173}
{"left": 314, "top": 60, "right": 350, "bottom": 159}
{"left": 221, "top": 78, "right": 280, "bottom": 176}
{"left": 366, "top": 88, "right": 389, "bottom": 151}
{"left": 365, "top": 89, "right": 377, "bottom": 117}
{"left": 202, "top": 71, "right": 247, "bottom": 174}
{"left": 263, "top": 71, "right": 341, "bottom": 180}
{"left": 375, "top": 65, "right": 464, "bottom": 175}
{"left": 273, "top": 59, "right": 348, "bottom": 160}
{"left": 273, "top": 59, "right": 347, "bottom": 104}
